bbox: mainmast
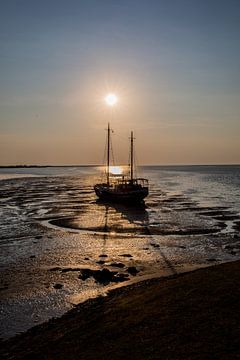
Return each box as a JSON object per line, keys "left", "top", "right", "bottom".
{"left": 130, "top": 131, "right": 134, "bottom": 182}
{"left": 107, "top": 123, "right": 110, "bottom": 186}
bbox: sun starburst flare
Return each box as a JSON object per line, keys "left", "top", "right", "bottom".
{"left": 105, "top": 93, "right": 118, "bottom": 106}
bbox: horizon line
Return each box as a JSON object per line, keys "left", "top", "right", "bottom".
{"left": 0, "top": 163, "right": 240, "bottom": 168}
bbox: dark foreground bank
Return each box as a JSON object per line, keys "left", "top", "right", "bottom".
{"left": 1, "top": 261, "right": 240, "bottom": 360}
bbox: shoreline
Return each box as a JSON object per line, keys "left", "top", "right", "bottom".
{"left": 1, "top": 260, "right": 240, "bottom": 359}
{"left": 0, "top": 174, "right": 41, "bottom": 181}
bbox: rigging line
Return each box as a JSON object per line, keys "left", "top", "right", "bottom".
{"left": 102, "top": 133, "right": 108, "bottom": 167}
{"left": 110, "top": 136, "right": 115, "bottom": 166}
{"left": 135, "top": 149, "right": 142, "bottom": 178}
{"left": 100, "top": 131, "right": 108, "bottom": 182}
{"left": 134, "top": 150, "right": 138, "bottom": 178}
{"left": 113, "top": 132, "right": 129, "bottom": 144}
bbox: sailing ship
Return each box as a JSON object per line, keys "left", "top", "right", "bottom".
{"left": 94, "top": 124, "right": 149, "bottom": 203}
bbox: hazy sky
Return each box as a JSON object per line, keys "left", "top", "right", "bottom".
{"left": 1, "top": 0, "right": 240, "bottom": 165}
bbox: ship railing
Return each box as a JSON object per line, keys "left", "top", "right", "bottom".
{"left": 112, "top": 177, "right": 148, "bottom": 187}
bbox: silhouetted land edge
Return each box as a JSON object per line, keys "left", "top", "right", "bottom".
{"left": 0, "top": 165, "right": 98, "bottom": 168}
{"left": 1, "top": 261, "right": 240, "bottom": 360}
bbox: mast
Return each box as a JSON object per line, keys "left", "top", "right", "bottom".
{"left": 107, "top": 123, "right": 110, "bottom": 186}
{"left": 130, "top": 131, "right": 134, "bottom": 181}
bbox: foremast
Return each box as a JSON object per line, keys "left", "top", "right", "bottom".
{"left": 130, "top": 131, "right": 134, "bottom": 182}
{"left": 107, "top": 123, "right": 110, "bottom": 186}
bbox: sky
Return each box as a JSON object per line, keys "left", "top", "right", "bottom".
{"left": 0, "top": 0, "right": 240, "bottom": 165}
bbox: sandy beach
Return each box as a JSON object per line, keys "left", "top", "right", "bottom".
{"left": 1, "top": 260, "right": 240, "bottom": 359}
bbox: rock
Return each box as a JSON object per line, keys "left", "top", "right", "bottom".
{"left": 53, "top": 283, "right": 63, "bottom": 289}
{"left": 108, "top": 262, "right": 125, "bottom": 268}
{"left": 113, "top": 273, "right": 129, "bottom": 282}
{"left": 35, "top": 235, "right": 43, "bottom": 239}
{"left": 119, "top": 254, "right": 132, "bottom": 258}
{"left": 79, "top": 269, "right": 94, "bottom": 280}
{"left": 49, "top": 267, "right": 61, "bottom": 271}
{"left": 84, "top": 257, "right": 89, "bottom": 260}
{"left": 99, "top": 254, "right": 108, "bottom": 258}
{"left": 79, "top": 268, "right": 122, "bottom": 285}
{"left": 207, "top": 258, "right": 217, "bottom": 262}
{"left": 30, "top": 255, "right": 36, "bottom": 258}
{"left": 93, "top": 269, "right": 117, "bottom": 284}
{"left": 127, "top": 266, "right": 139, "bottom": 276}
{"left": 96, "top": 260, "right": 105, "bottom": 265}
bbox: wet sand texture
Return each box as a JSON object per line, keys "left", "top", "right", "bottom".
{"left": 1, "top": 172, "right": 240, "bottom": 339}
{"left": 1, "top": 260, "right": 240, "bottom": 360}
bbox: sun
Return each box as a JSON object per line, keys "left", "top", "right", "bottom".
{"left": 105, "top": 93, "right": 118, "bottom": 106}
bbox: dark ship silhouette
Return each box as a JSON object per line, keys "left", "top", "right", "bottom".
{"left": 94, "top": 124, "right": 149, "bottom": 204}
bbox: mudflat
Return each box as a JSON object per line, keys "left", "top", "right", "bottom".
{"left": 1, "top": 260, "right": 240, "bottom": 360}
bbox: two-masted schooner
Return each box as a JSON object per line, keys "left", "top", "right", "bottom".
{"left": 94, "top": 124, "right": 149, "bottom": 203}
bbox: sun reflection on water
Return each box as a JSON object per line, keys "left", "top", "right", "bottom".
{"left": 109, "top": 166, "right": 123, "bottom": 175}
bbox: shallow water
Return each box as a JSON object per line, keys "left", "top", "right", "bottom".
{"left": 0, "top": 165, "right": 240, "bottom": 338}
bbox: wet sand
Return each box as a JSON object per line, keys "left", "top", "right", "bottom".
{"left": 1, "top": 260, "right": 240, "bottom": 360}
{"left": 1, "top": 174, "right": 240, "bottom": 338}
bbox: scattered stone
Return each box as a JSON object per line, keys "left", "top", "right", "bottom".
{"left": 99, "top": 254, "right": 108, "bottom": 258}
{"left": 119, "top": 254, "right": 132, "bottom": 258}
{"left": 49, "top": 267, "right": 61, "bottom": 271}
{"left": 207, "top": 258, "right": 217, "bottom": 262}
{"left": 231, "top": 251, "right": 237, "bottom": 255}
{"left": 79, "top": 269, "right": 93, "bottom": 281}
{"left": 108, "top": 262, "right": 125, "bottom": 268}
{"left": 143, "top": 247, "right": 149, "bottom": 250}
{"left": 96, "top": 260, "right": 105, "bottom": 265}
{"left": 84, "top": 257, "right": 89, "bottom": 260}
{"left": 113, "top": 273, "right": 129, "bottom": 282}
{"left": 53, "top": 283, "right": 63, "bottom": 289}
{"left": 30, "top": 255, "right": 36, "bottom": 258}
{"left": 127, "top": 266, "right": 139, "bottom": 276}
{"left": 35, "top": 235, "right": 43, "bottom": 240}
{"left": 93, "top": 268, "right": 117, "bottom": 284}
{"left": 79, "top": 268, "right": 123, "bottom": 285}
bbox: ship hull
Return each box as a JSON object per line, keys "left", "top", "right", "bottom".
{"left": 94, "top": 184, "right": 148, "bottom": 203}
